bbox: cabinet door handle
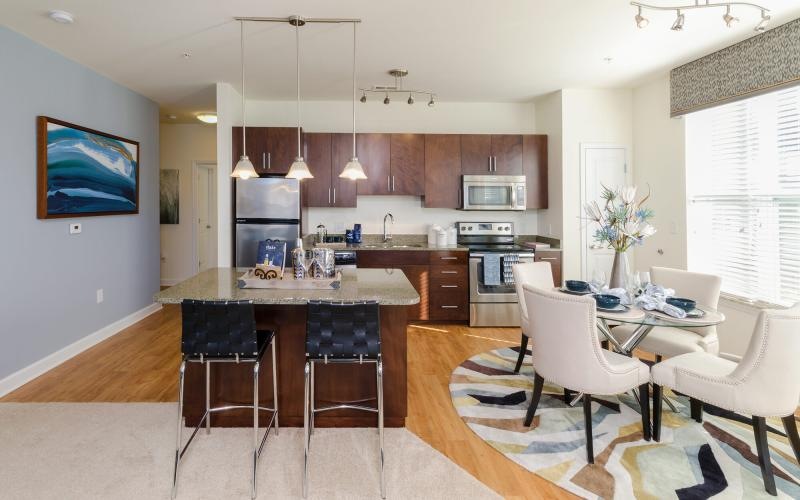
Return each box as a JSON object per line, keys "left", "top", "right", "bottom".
{"left": 333, "top": 188, "right": 336, "bottom": 204}
{"left": 440, "top": 270, "right": 458, "bottom": 274}
{"left": 440, "top": 285, "right": 458, "bottom": 288}
{"left": 392, "top": 176, "right": 395, "bottom": 192}
{"left": 441, "top": 305, "right": 459, "bottom": 309}
{"left": 387, "top": 175, "right": 391, "bottom": 192}
{"left": 328, "top": 188, "right": 331, "bottom": 204}
{"left": 488, "top": 156, "right": 492, "bottom": 172}
{"left": 493, "top": 156, "right": 498, "bottom": 172}
{"left": 440, "top": 256, "right": 457, "bottom": 260}
{"left": 539, "top": 257, "right": 558, "bottom": 260}
{"left": 262, "top": 152, "right": 266, "bottom": 169}
{"left": 267, "top": 152, "right": 271, "bottom": 169}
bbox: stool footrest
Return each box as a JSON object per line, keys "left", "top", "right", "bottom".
{"left": 313, "top": 403, "right": 378, "bottom": 414}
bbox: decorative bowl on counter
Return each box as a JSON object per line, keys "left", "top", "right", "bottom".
{"left": 565, "top": 280, "right": 591, "bottom": 292}
{"left": 593, "top": 294, "right": 621, "bottom": 309}
{"left": 666, "top": 297, "right": 696, "bottom": 312}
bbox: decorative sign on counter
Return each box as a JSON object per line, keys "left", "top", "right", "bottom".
{"left": 238, "top": 269, "right": 341, "bottom": 290}
{"left": 256, "top": 239, "right": 286, "bottom": 272}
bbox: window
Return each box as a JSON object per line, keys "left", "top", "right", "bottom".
{"left": 686, "top": 86, "right": 800, "bottom": 307}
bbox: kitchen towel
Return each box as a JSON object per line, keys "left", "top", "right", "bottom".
{"left": 482, "top": 254, "right": 502, "bottom": 286}
{"left": 502, "top": 254, "right": 519, "bottom": 284}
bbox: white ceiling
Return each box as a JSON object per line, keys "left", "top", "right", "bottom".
{"left": 3, "top": 0, "right": 799, "bottom": 122}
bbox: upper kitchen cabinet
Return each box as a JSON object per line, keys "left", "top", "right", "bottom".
{"left": 232, "top": 127, "right": 299, "bottom": 174}
{"left": 424, "top": 134, "right": 461, "bottom": 209}
{"left": 460, "top": 134, "right": 522, "bottom": 174}
{"left": 390, "top": 134, "right": 425, "bottom": 196}
{"left": 523, "top": 134, "right": 548, "bottom": 209}
{"left": 355, "top": 133, "right": 391, "bottom": 195}
{"left": 303, "top": 133, "right": 357, "bottom": 208}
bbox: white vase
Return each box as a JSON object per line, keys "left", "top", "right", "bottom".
{"left": 609, "top": 251, "right": 629, "bottom": 289}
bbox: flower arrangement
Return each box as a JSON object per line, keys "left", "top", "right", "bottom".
{"left": 584, "top": 185, "right": 656, "bottom": 253}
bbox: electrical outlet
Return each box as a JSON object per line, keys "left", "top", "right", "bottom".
{"left": 96, "top": 289, "right": 104, "bottom": 304}
{"left": 69, "top": 223, "right": 82, "bottom": 234}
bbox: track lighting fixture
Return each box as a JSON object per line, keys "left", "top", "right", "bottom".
{"left": 631, "top": 1, "right": 769, "bottom": 32}
{"left": 407, "top": 94, "right": 414, "bottom": 105}
{"left": 671, "top": 10, "right": 684, "bottom": 31}
{"left": 384, "top": 93, "right": 390, "bottom": 105}
{"left": 634, "top": 6, "right": 649, "bottom": 28}
{"left": 722, "top": 6, "right": 738, "bottom": 27}
{"left": 360, "top": 69, "right": 436, "bottom": 109}
{"left": 360, "top": 92, "right": 367, "bottom": 103}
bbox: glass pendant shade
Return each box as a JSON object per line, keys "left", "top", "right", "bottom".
{"left": 286, "top": 157, "right": 314, "bottom": 180}
{"left": 339, "top": 157, "right": 367, "bottom": 180}
{"left": 231, "top": 155, "right": 258, "bottom": 179}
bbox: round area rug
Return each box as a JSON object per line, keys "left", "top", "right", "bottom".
{"left": 449, "top": 346, "right": 800, "bottom": 499}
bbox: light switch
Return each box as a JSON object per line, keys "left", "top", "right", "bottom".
{"left": 69, "top": 223, "right": 82, "bottom": 234}
{"left": 96, "top": 289, "right": 104, "bottom": 304}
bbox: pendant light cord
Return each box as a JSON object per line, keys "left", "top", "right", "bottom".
{"left": 241, "top": 20, "right": 247, "bottom": 155}
{"left": 352, "top": 22, "right": 357, "bottom": 157}
{"left": 296, "top": 19, "right": 301, "bottom": 159}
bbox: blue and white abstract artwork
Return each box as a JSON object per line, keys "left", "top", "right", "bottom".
{"left": 41, "top": 119, "right": 139, "bottom": 217}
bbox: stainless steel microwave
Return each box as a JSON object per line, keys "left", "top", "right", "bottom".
{"left": 461, "top": 175, "right": 526, "bottom": 211}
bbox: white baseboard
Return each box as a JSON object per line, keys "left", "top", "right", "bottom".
{"left": 0, "top": 302, "right": 163, "bottom": 398}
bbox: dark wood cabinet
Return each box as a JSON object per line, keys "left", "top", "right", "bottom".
{"left": 460, "top": 134, "right": 493, "bottom": 174}
{"left": 523, "top": 135, "right": 548, "bottom": 209}
{"left": 424, "top": 134, "right": 461, "bottom": 208}
{"left": 427, "top": 251, "right": 468, "bottom": 321}
{"left": 232, "top": 127, "right": 299, "bottom": 174}
{"left": 390, "top": 134, "right": 425, "bottom": 195}
{"left": 303, "top": 133, "right": 357, "bottom": 208}
{"left": 491, "top": 135, "right": 523, "bottom": 174}
{"left": 355, "top": 251, "right": 430, "bottom": 320}
{"left": 356, "top": 133, "right": 391, "bottom": 195}
{"left": 535, "top": 250, "right": 562, "bottom": 287}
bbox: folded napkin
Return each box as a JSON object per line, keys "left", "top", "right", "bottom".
{"left": 634, "top": 284, "right": 685, "bottom": 318}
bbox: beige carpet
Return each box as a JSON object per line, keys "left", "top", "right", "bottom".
{"left": 0, "top": 403, "right": 499, "bottom": 500}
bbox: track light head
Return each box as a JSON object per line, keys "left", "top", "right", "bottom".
{"left": 384, "top": 93, "right": 390, "bottom": 105}
{"left": 635, "top": 6, "right": 649, "bottom": 29}
{"left": 360, "top": 92, "right": 367, "bottom": 103}
{"left": 723, "top": 6, "right": 739, "bottom": 28}
{"left": 428, "top": 95, "right": 435, "bottom": 107}
{"left": 755, "top": 9, "right": 770, "bottom": 31}
{"left": 407, "top": 94, "right": 414, "bottom": 105}
{"left": 671, "top": 10, "right": 684, "bottom": 31}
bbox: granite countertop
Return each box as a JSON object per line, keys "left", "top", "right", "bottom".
{"left": 154, "top": 268, "right": 421, "bottom": 306}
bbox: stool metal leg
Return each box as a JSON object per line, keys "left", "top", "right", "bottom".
{"left": 303, "top": 361, "right": 311, "bottom": 499}
{"left": 205, "top": 361, "right": 211, "bottom": 434}
{"left": 377, "top": 359, "right": 386, "bottom": 499}
{"left": 271, "top": 339, "right": 279, "bottom": 435}
{"left": 310, "top": 361, "right": 315, "bottom": 436}
{"left": 252, "top": 362, "right": 260, "bottom": 499}
{"left": 171, "top": 360, "right": 186, "bottom": 499}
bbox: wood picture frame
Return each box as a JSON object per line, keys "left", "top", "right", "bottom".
{"left": 37, "top": 116, "right": 140, "bottom": 219}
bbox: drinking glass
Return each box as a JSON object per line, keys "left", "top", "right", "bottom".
{"left": 628, "top": 272, "right": 642, "bottom": 298}
{"left": 591, "top": 269, "right": 607, "bottom": 290}
{"left": 639, "top": 271, "right": 652, "bottom": 286}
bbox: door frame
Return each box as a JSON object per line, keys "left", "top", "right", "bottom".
{"left": 192, "top": 161, "right": 217, "bottom": 275}
{"left": 579, "top": 143, "right": 631, "bottom": 280}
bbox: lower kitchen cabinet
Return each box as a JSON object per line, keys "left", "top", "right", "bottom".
{"left": 534, "top": 250, "right": 562, "bottom": 287}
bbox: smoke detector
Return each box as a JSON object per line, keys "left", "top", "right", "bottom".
{"left": 48, "top": 10, "right": 75, "bottom": 24}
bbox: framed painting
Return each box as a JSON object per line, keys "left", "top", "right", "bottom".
{"left": 159, "top": 169, "right": 179, "bottom": 224}
{"left": 37, "top": 116, "right": 140, "bottom": 218}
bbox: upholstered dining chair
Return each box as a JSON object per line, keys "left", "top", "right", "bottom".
{"left": 612, "top": 266, "right": 722, "bottom": 360}
{"left": 521, "top": 285, "right": 652, "bottom": 464}
{"left": 511, "top": 262, "right": 554, "bottom": 373}
{"left": 650, "top": 304, "right": 800, "bottom": 496}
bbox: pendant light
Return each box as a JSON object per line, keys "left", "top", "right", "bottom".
{"left": 339, "top": 21, "right": 367, "bottom": 181}
{"left": 231, "top": 20, "right": 258, "bottom": 180}
{"left": 285, "top": 16, "right": 313, "bottom": 180}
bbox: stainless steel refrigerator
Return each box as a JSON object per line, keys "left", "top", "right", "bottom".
{"left": 234, "top": 176, "right": 300, "bottom": 267}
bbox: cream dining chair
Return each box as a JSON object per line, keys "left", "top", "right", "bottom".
{"left": 612, "top": 266, "right": 722, "bottom": 360}
{"left": 522, "top": 285, "right": 652, "bottom": 464}
{"left": 511, "top": 262, "right": 555, "bottom": 374}
{"left": 650, "top": 304, "right": 800, "bottom": 496}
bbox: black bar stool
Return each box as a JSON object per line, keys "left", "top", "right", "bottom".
{"left": 303, "top": 300, "right": 384, "bottom": 499}
{"left": 172, "top": 299, "right": 278, "bottom": 499}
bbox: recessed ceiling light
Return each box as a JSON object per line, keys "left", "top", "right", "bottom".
{"left": 603, "top": 57, "right": 614, "bottom": 64}
{"left": 196, "top": 113, "right": 217, "bottom": 124}
{"left": 167, "top": 114, "right": 177, "bottom": 120}
{"left": 48, "top": 10, "right": 74, "bottom": 24}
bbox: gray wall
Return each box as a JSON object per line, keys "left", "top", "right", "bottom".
{"left": 0, "top": 27, "right": 160, "bottom": 381}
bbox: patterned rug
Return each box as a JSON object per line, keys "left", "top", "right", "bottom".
{"left": 449, "top": 346, "right": 800, "bottom": 499}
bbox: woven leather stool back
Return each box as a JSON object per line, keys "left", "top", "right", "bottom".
{"left": 306, "top": 301, "right": 381, "bottom": 359}
{"left": 181, "top": 300, "right": 258, "bottom": 356}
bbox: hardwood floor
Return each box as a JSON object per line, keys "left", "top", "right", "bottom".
{"left": 0, "top": 305, "right": 575, "bottom": 499}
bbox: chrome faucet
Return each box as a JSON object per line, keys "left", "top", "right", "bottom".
{"left": 383, "top": 213, "right": 394, "bottom": 242}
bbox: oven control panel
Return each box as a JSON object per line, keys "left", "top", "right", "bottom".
{"left": 457, "top": 222, "right": 515, "bottom": 236}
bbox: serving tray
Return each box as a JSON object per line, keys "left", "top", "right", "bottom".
{"left": 238, "top": 269, "right": 341, "bottom": 290}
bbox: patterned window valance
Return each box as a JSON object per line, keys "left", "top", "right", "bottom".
{"left": 670, "top": 17, "right": 800, "bottom": 117}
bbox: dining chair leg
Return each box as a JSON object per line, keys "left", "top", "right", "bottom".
{"left": 524, "top": 373, "right": 544, "bottom": 427}
{"left": 171, "top": 360, "right": 186, "bottom": 499}
{"left": 563, "top": 388, "right": 573, "bottom": 405}
{"left": 309, "top": 361, "right": 315, "bottom": 436}
{"left": 752, "top": 416, "right": 777, "bottom": 496}
{"left": 652, "top": 384, "right": 662, "bottom": 442}
{"left": 205, "top": 361, "right": 211, "bottom": 434}
{"left": 271, "top": 339, "right": 279, "bottom": 435}
{"left": 583, "top": 394, "right": 594, "bottom": 464}
{"left": 690, "top": 398, "right": 703, "bottom": 423}
{"left": 252, "top": 362, "right": 260, "bottom": 500}
{"left": 513, "top": 334, "right": 529, "bottom": 374}
{"left": 639, "top": 383, "right": 651, "bottom": 441}
{"left": 303, "top": 361, "right": 310, "bottom": 499}
{"left": 377, "top": 360, "right": 386, "bottom": 500}
{"left": 782, "top": 415, "right": 800, "bottom": 464}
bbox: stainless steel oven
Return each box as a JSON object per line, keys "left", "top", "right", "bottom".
{"left": 458, "top": 222, "right": 535, "bottom": 326}
{"left": 461, "top": 175, "right": 526, "bottom": 211}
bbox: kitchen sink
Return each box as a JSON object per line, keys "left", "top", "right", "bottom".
{"left": 358, "top": 243, "right": 424, "bottom": 249}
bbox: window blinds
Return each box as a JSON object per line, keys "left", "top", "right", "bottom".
{"left": 686, "top": 86, "right": 800, "bottom": 307}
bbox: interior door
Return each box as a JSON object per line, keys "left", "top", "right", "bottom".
{"left": 581, "top": 145, "right": 628, "bottom": 281}
{"left": 195, "top": 163, "right": 217, "bottom": 273}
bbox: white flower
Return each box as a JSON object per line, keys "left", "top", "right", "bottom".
{"left": 584, "top": 202, "right": 602, "bottom": 221}
{"left": 619, "top": 186, "right": 637, "bottom": 205}
{"left": 640, "top": 224, "right": 657, "bottom": 237}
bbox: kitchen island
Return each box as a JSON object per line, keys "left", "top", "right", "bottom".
{"left": 154, "top": 267, "right": 420, "bottom": 428}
